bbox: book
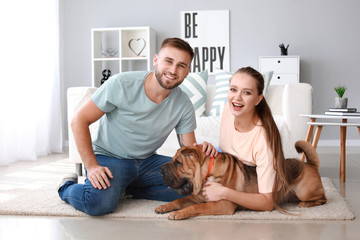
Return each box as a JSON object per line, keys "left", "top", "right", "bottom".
{"left": 325, "top": 111, "right": 360, "bottom": 116}
{"left": 328, "top": 108, "right": 357, "bottom": 112}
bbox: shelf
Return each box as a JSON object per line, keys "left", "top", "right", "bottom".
{"left": 93, "top": 57, "right": 148, "bottom": 61}
{"left": 93, "top": 58, "right": 120, "bottom": 61}
{"left": 91, "top": 26, "right": 156, "bottom": 87}
{"left": 121, "top": 57, "right": 148, "bottom": 61}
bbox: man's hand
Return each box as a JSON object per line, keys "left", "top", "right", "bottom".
{"left": 86, "top": 165, "right": 113, "bottom": 190}
{"left": 195, "top": 141, "right": 218, "bottom": 157}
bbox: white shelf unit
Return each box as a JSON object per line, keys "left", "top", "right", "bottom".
{"left": 259, "top": 56, "right": 300, "bottom": 85}
{"left": 91, "top": 27, "right": 156, "bottom": 87}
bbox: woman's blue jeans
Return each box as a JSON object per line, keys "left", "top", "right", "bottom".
{"left": 58, "top": 154, "right": 182, "bottom": 216}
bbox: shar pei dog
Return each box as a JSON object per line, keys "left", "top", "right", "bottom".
{"left": 155, "top": 140, "right": 327, "bottom": 220}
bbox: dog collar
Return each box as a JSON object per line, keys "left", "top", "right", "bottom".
{"left": 204, "top": 157, "right": 215, "bottom": 182}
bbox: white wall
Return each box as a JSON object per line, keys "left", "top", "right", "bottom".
{"left": 61, "top": 0, "right": 360, "bottom": 145}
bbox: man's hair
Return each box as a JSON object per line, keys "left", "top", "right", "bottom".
{"left": 160, "top": 38, "right": 194, "bottom": 60}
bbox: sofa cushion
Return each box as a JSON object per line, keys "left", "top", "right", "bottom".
{"left": 273, "top": 115, "right": 299, "bottom": 158}
{"left": 209, "top": 69, "right": 274, "bottom": 116}
{"left": 67, "top": 87, "right": 99, "bottom": 163}
{"left": 157, "top": 116, "right": 221, "bottom": 157}
{"left": 262, "top": 71, "right": 274, "bottom": 97}
{"left": 156, "top": 114, "right": 298, "bottom": 158}
{"left": 179, "top": 70, "right": 208, "bottom": 117}
{"left": 209, "top": 69, "right": 231, "bottom": 117}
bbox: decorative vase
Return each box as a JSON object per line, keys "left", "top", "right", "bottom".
{"left": 335, "top": 97, "right": 348, "bottom": 109}
{"left": 279, "top": 43, "right": 289, "bottom": 56}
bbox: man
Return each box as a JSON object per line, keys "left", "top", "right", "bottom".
{"left": 58, "top": 38, "right": 217, "bottom": 216}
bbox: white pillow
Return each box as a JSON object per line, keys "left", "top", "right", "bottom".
{"left": 180, "top": 70, "right": 208, "bottom": 117}
{"left": 210, "top": 69, "right": 274, "bottom": 116}
{"left": 209, "top": 69, "right": 231, "bottom": 117}
{"left": 157, "top": 116, "right": 221, "bottom": 157}
{"left": 262, "top": 71, "right": 274, "bottom": 97}
{"left": 273, "top": 115, "right": 299, "bottom": 158}
{"left": 194, "top": 116, "right": 221, "bottom": 147}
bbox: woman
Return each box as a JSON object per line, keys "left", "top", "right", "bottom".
{"left": 202, "top": 66, "right": 291, "bottom": 211}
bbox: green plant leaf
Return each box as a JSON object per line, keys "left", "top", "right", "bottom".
{"left": 334, "top": 85, "right": 347, "bottom": 98}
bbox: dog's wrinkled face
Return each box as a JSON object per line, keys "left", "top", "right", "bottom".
{"left": 161, "top": 146, "right": 206, "bottom": 196}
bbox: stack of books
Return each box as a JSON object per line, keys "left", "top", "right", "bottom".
{"left": 325, "top": 108, "right": 360, "bottom": 116}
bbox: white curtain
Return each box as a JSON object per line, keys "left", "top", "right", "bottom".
{"left": 0, "top": 0, "right": 63, "bottom": 165}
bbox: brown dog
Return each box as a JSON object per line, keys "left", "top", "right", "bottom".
{"left": 155, "top": 140, "right": 327, "bottom": 220}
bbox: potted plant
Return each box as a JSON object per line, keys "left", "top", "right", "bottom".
{"left": 334, "top": 85, "right": 348, "bottom": 109}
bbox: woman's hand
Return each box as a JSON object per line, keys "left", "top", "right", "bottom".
{"left": 202, "top": 181, "right": 227, "bottom": 202}
{"left": 195, "top": 141, "right": 218, "bottom": 157}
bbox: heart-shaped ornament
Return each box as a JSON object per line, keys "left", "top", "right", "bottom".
{"left": 128, "top": 38, "right": 146, "bottom": 56}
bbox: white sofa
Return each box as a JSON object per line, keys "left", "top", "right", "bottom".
{"left": 67, "top": 83, "right": 313, "bottom": 174}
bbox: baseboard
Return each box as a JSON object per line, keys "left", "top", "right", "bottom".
{"left": 317, "top": 139, "right": 360, "bottom": 147}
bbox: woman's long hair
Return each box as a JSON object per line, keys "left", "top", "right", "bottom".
{"left": 233, "top": 67, "right": 299, "bottom": 213}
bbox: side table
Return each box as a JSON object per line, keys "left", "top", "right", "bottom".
{"left": 300, "top": 114, "right": 360, "bottom": 182}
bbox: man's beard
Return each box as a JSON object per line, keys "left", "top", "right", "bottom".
{"left": 154, "top": 69, "right": 182, "bottom": 90}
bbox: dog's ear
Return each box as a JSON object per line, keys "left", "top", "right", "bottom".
{"left": 180, "top": 148, "right": 199, "bottom": 158}
{"left": 180, "top": 146, "right": 206, "bottom": 164}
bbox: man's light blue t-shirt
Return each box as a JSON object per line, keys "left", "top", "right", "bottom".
{"left": 91, "top": 71, "right": 196, "bottom": 159}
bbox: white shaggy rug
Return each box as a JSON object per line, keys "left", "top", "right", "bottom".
{"left": 0, "top": 178, "right": 354, "bottom": 220}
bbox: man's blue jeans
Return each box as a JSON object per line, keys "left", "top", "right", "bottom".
{"left": 58, "top": 154, "right": 182, "bottom": 216}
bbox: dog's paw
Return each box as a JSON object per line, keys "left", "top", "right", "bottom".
{"left": 168, "top": 211, "right": 187, "bottom": 220}
{"left": 298, "top": 201, "right": 311, "bottom": 208}
{"left": 299, "top": 201, "right": 322, "bottom": 208}
{"left": 155, "top": 204, "right": 172, "bottom": 214}
{"left": 299, "top": 198, "right": 327, "bottom": 208}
